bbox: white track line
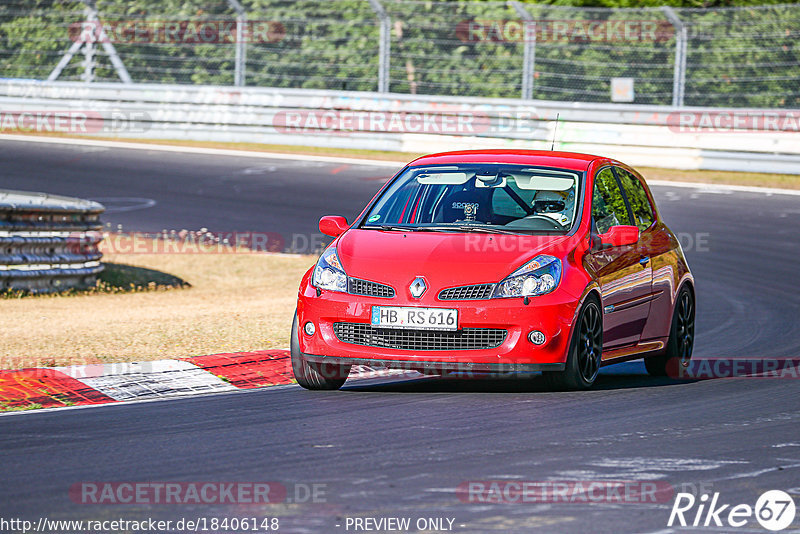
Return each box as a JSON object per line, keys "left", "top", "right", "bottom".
{"left": 0, "top": 382, "right": 300, "bottom": 418}
{"left": 0, "top": 134, "right": 402, "bottom": 168}
{"left": 3, "top": 134, "right": 799, "bottom": 196}
{"left": 0, "top": 355, "right": 418, "bottom": 417}
{"left": 647, "top": 179, "right": 800, "bottom": 196}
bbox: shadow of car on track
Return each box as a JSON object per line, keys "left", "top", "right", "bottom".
{"left": 342, "top": 362, "right": 699, "bottom": 394}
{"left": 99, "top": 262, "right": 190, "bottom": 290}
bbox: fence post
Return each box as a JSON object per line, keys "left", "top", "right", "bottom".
{"left": 80, "top": 5, "right": 96, "bottom": 82}
{"left": 48, "top": 40, "right": 82, "bottom": 82}
{"left": 48, "top": 1, "right": 132, "bottom": 83}
{"left": 511, "top": 2, "right": 535, "bottom": 100}
{"left": 367, "top": 0, "right": 391, "bottom": 93}
{"left": 227, "top": 0, "right": 247, "bottom": 86}
{"left": 661, "top": 6, "right": 687, "bottom": 107}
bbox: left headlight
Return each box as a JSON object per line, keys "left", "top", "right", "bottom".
{"left": 492, "top": 255, "right": 562, "bottom": 298}
{"left": 312, "top": 247, "right": 348, "bottom": 293}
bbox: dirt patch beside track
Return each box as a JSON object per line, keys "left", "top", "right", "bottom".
{"left": 1, "top": 242, "right": 313, "bottom": 369}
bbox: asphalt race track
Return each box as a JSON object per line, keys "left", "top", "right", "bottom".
{"left": 0, "top": 139, "right": 394, "bottom": 240}
{"left": 2, "top": 138, "right": 799, "bottom": 533}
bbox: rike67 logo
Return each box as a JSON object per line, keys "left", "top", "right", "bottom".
{"left": 669, "top": 490, "right": 796, "bottom": 531}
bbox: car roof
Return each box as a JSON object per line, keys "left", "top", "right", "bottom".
{"left": 408, "top": 150, "right": 602, "bottom": 172}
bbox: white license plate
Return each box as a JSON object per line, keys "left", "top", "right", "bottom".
{"left": 371, "top": 306, "right": 458, "bottom": 331}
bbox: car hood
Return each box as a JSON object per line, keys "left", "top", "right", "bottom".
{"left": 337, "top": 229, "right": 574, "bottom": 288}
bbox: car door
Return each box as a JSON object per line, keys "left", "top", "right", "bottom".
{"left": 585, "top": 166, "right": 653, "bottom": 349}
{"left": 613, "top": 166, "right": 672, "bottom": 343}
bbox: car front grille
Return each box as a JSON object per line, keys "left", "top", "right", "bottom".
{"left": 348, "top": 278, "right": 395, "bottom": 298}
{"left": 438, "top": 283, "right": 495, "bottom": 300}
{"left": 333, "top": 322, "right": 507, "bottom": 351}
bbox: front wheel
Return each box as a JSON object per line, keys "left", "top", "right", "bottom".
{"left": 645, "top": 286, "right": 695, "bottom": 377}
{"left": 543, "top": 298, "right": 603, "bottom": 390}
{"left": 291, "top": 314, "right": 350, "bottom": 390}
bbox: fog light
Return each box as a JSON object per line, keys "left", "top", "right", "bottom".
{"left": 528, "top": 330, "right": 546, "bottom": 345}
{"left": 304, "top": 322, "right": 316, "bottom": 336}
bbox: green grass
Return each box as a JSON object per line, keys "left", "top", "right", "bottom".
{"left": 0, "top": 403, "right": 44, "bottom": 412}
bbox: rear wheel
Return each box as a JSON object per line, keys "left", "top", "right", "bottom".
{"left": 645, "top": 286, "right": 695, "bottom": 377}
{"left": 291, "top": 314, "right": 350, "bottom": 390}
{"left": 543, "top": 297, "right": 603, "bottom": 390}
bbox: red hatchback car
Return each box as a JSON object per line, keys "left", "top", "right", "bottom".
{"left": 292, "top": 150, "right": 695, "bottom": 390}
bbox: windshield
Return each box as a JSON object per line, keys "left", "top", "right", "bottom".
{"left": 362, "top": 164, "right": 582, "bottom": 233}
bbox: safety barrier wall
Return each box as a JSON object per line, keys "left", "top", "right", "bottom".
{"left": 0, "top": 189, "right": 104, "bottom": 293}
{"left": 1, "top": 80, "right": 798, "bottom": 174}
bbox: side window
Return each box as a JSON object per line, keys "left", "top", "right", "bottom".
{"left": 383, "top": 181, "right": 418, "bottom": 223}
{"left": 615, "top": 168, "right": 655, "bottom": 231}
{"left": 592, "top": 167, "right": 631, "bottom": 234}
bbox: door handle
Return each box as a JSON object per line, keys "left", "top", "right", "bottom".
{"left": 639, "top": 257, "right": 650, "bottom": 266}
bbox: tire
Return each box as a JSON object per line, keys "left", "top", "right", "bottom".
{"left": 645, "top": 286, "right": 695, "bottom": 377}
{"left": 543, "top": 297, "right": 603, "bottom": 391}
{"left": 291, "top": 314, "right": 350, "bottom": 390}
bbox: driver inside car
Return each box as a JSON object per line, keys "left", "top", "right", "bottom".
{"left": 532, "top": 189, "right": 574, "bottom": 227}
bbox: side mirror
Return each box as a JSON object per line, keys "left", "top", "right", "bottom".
{"left": 599, "top": 225, "right": 639, "bottom": 248}
{"left": 319, "top": 215, "right": 349, "bottom": 237}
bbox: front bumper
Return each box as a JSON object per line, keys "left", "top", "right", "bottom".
{"left": 300, "top": 352, "right": 565, "bottom": 373}
{"left": 297, "top": 271, "right": 580, "bottom": 369}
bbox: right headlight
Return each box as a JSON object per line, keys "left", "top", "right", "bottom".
{"left": 311, "top": 247, "right": 348, "bottom": 293}
{"left": 492, "top": 255, "right": 562, "bottom": 298}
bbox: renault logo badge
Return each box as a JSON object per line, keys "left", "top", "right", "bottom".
{"left": 409, "top": 277, "right": 427, "bottom": 298}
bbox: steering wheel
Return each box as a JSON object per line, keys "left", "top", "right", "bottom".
{"left": 504, "top": 215, "right": 565, "bottom": 231}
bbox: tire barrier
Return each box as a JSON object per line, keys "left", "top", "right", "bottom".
{"left": 0, "top": 189, "right": 104, "bottom": 294}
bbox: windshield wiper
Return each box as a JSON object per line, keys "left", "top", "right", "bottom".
{"left": 455, "top": 224, "right": 519, "bottom": 235}
{"left": 370, "top": 223, "right": 520, "bottom": 235}
{"left": 376, "top": 224, "right": 460, "bottom": 233}
{"left": 376, "top": 224, "right": 420, "bottom": 231}
{"left": 412, "top": 224, "right": 521, "bottom": 235}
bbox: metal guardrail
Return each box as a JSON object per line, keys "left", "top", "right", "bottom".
{"left": 0, "top": 189, "right": 104, "bottom": 294}
{"left": 5, "top": 79, "right": 799, "bottom": 128}
{"left": 0, "top": 80, "right": 798, "bottom": 175}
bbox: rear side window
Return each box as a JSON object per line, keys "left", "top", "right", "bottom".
{"left": 615, "top": 168, "right": 655, "bottom": 231}
{"left": 592, "top": 167, "right": 631, "bottom": 233}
